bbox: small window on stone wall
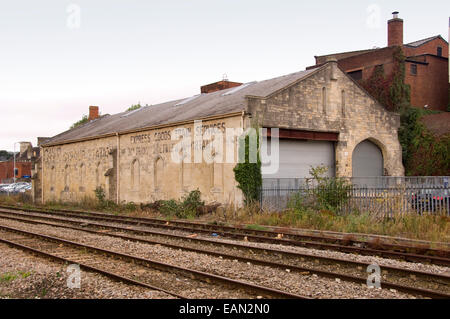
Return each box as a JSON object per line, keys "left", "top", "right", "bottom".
{"left": 410, "top": 64, "right": 417, "bottom": 75}
{"left": 322, "top": 87, "right": 327, "bottom": 114}
{"left": 341, "top": 90, "right": 345, "bottom": 117}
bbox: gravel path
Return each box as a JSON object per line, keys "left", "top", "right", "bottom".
{"left": 0, "top": 217, "right": 420, "bottom": 299}
{"left": 0, "top": 243, "right": 173, "bottom": 299}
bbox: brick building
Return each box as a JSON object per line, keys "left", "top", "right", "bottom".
{"left": 313, "top": 12, "right": 449, "bottom": 111}
{"left": 36, "top": 61, "right": 404, "bottom": 205}
{"left": 0, "top": 142, "right": 41, "bottom": 183}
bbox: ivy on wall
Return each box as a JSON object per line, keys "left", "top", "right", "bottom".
{"left": 361, "top": 47, "right": 410, "bottom": 112}
{"left": 398, "top": 108, "right": 450, "bottom": 176}
{"left": 359, "top": 46, "right": 448, "bottom": 176}
{"left": 233, "top": 129, "right": 262, "bottom": 205}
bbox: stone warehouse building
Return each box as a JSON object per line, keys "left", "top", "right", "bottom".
{"left": 37, "top": 61, "right": 404, "bottom": 206}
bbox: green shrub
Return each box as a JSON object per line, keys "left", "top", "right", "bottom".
{"left": 124, "top": 201, "right": 137, "bottom": 211}
{"left": 158, "top": 190, "right": 205, "bottom": 219}
{"left": 398, "top": 107, "right": 449, "bottom": 175}
{"left": 94, "top": 187, "right": 106, "bottom": 204}
{"left": 181, "top": 189, "right": 204, "bottom": 217}
{"left": 94, "top": 186, "right": 117, "bottom": 210}
{"left": 309, "top": 166, "right": 352, "bottom": 212}
{"left": 159, "top": 199, "right": 180, "bottom": 217}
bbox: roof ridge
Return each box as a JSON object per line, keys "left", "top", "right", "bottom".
{"left": 405, "top": 35, "right": 446, "bottom": 47}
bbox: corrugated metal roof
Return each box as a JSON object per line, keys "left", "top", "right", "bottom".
{"left": 43, "top": 67, "right": 320, "bottom": 146}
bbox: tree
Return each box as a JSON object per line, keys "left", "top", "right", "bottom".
{"left": 127, "top": 103, "right": 142, "bottom": 112}
{"left": 0, "top": 150, "right": 12, "bottom": 160}
{"left": 70, "top": 115, "right": 89, "bottom": 129}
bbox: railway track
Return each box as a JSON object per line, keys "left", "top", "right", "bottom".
{"left": 0, "top": 223, "right": 309, "bottom": 299}
{"left": 0, "top": 204, "right": 448, "bottom": 266}
{"left": 0, "top": 207, "right": 449, "bottom": 298}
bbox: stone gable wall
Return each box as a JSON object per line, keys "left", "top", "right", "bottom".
{"left": 247, "top": 62, "right": 404, "bottom": 177}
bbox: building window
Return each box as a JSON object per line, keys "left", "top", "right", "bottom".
{"left": 341, "top": 90, "right": 346, "bottom": 117}
{"left": 347, "top": 70, "right": 363, "bottom": 81}
{"left": 322, "top": 87, "right": 327, "bottom": 114}
{"left": 437, "top": 46, "right": 442, "bottom": 57}
{"left": 410, "top": 64, "right": 417, "bottom": 75}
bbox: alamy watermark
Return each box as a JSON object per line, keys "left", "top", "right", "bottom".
{"left": 67, "top": 264, "right": 81, "bottom": 289}
{"left": 366, "top": 4, "right": 381, "bottom": 29}
{"left": 170, "top": 121, "right": 280, "bottom": 174}
{"left": 367, "top": 263, "right": 381, "bottom": 289}
{"left": 66, "top": 4, "right": 81, "bottom": 30}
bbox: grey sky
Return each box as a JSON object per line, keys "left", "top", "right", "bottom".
{"left": 1, "top": 0, "right": 449, "bottom": 151}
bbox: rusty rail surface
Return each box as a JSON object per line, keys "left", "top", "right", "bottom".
{"left": 0, "top": 204, "right": 448, "bottom": 266}
{"left": 0, "top": 223, "right": 310, "bottom": 299}
{"left": 0, "top": 208, "right": 448, "bottom": 299}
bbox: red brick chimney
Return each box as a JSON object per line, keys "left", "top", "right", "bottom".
{"left": 388, "top": 11, "right": 403, "bottom": 47}
{"left": 88, "top": 106, "right": 99, "bottom": 121}
{"left": 201, "top": 80, "right": 243, "bottom": 94}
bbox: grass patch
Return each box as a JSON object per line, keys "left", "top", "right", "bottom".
{"left": 0, "top": 273, "right": 18, "bottom": 283}
{"left": 245, "top": 224, "right": 269, "bottom": 231}
{"left": 19, "top": 271, "right": 32, "bottom": 279}
{"left": 223, "top": 206, "right": 449, "bottom": 243}
{"left": 0, "top": 271, "right": 33, "bottom": 283}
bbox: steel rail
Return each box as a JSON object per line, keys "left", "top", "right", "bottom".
{"left": 1, "top": 204, "right": 447, "bottom": 266}
{"left": 0, "top": 210, "right": 448, "bottom": 299}
{"left": 0, "top": 224, "right": 310, "bottom": 299}
{"left": 3, "top": 204, "right": 448, "bottom": 259}
{"left": 0, "top": 237, "right": 185, "bottom": 299}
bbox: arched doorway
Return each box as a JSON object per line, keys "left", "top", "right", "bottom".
{"left": 352, "top": 140, "right": 383, "bottom": 177}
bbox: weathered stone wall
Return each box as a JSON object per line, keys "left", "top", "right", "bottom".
{"left": 41, "top": 116, "right": 244, "bottom": 205}
{"left": 41, "top": 136, "right": 118, "bottom": 203}
{"left": 39, "top": 62, "right": 404, "bottom": 206}
{"left": 247, "top": 62, "right": 404, "bottom": 177}
{"left": 117, "top": 116, "right": 243, "bottom": 205}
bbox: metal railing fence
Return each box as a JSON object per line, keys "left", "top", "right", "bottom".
{"left": 260, "top": 177, "right": 450, "bottom": 216}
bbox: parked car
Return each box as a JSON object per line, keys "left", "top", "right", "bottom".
{"left": 411, "top": 188, "right": 450, "bottom": 213}
{"left": 0, "top": 182, "right": 32, "bottom": 194}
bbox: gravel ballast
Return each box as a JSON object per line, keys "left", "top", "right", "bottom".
{"left": 0, "top": 243, "right": 173, "bottom": 299}
{"left": 0, "top": 217, "right": 426, "bottom": 299}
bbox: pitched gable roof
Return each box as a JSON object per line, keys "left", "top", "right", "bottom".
{"left": 43, "top": 67, "right": 321, "bottom": 146}
{"left": 405, "top": 35, "right": 448, "bottom": 47}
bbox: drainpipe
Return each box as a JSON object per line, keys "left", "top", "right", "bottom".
{"left": 116, "top": 133, "right": 120, "bottom": 205}
{"left": 41, "top": 148, "right": 44, "bottom": 204}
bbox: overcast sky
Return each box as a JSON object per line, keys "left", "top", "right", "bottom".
{"left": 1, "top": 0, "right": 449, "bottom": 151}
